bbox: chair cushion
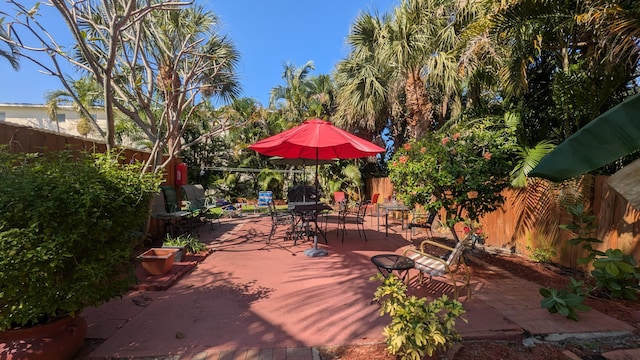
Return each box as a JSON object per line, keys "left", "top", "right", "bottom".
{"left": 406, "top": 253, "right": 446, "bottom": 277}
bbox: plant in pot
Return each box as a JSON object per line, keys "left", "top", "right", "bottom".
{"left": 0, "top": 148, "right": 162, "bottom": 359}
{"left": 162, "top": 233, "right": 207, "bottom": 262}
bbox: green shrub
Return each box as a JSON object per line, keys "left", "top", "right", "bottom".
{"left": 591, "top": 249, "right": 640, "bottom": 300}
{"left": 372, "top": 274, "right": 466, "bottom": 359}
{"left": 540, "top": 204, "right": 640, "bottom": 320}
{"left": 526, "top": 245, "right": 557, "bottom": 264}
{"left": 0, "top": 149, "right": 162, "bottom": 331}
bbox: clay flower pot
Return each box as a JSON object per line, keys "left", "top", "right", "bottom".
{"left": 161, "top": 245, "right": 185, "bottom": 262}
{"left": 0, "top": 316, "right": 87, "bottom": 360}
{"left": 138, "top": 248, "right": 179, "bottom": 275}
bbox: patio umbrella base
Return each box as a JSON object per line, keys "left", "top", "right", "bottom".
{"left": 304, "top": 236, "right": 328, "bottom": 257}
{"left": 304, "top": 247, "right": 328, "bottom": 257}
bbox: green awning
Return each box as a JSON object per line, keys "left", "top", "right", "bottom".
{"left": 529, "top": 93, "right": 640, "bottom": 182}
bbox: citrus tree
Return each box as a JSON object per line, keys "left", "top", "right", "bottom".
{"left": 389, "top": 119, "right": 516, "bottom": 240}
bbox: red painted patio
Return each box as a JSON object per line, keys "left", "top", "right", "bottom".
{"left": 81, "top": 212, "right": 635, "bottom": 359}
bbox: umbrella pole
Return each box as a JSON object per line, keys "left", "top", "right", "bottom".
{"left": 304, "top": 149, "right": 328, "bottom": 257}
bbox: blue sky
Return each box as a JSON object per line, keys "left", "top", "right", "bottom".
{"left": 0, "top": 0, "right": 396, "bottom": 106}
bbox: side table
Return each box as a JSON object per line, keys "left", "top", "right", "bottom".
{"left": 370, "top": 254, "right": 415, "bottom": 281}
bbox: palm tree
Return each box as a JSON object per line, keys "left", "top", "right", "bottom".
{"left": 335, "top": 0, "right": 466, "bottom": 145}
{"left": 334, "top": 10, "right": 391, "bottom": 137}
{"left": 484, "top": 0, "right": 639, "bottom": 144}
{"left": 269, "top": 61, "right": 315, "bottom": 123}
{"left": 306, "top": 74, "right": 337, "bottom": 120}
{"left": 45, "top": 76, "right": 103, "bottom": 137}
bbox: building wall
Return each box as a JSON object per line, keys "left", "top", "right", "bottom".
{"left": 0, "top": 103, "right": 107, "bottom": 140}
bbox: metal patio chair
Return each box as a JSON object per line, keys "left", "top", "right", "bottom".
{"left": 402, "top": 235, "right": 472, "bottom": 300}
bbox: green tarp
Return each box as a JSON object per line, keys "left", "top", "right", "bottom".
{"left": 529, "top": 93, "right": 640, "bottom": 182}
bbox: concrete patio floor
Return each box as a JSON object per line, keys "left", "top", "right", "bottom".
{"left": 81, "top": 212, "right": 637, "bottom": 359}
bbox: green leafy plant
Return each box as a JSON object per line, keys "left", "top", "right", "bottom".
{"left": 372, "top": 274, "right": 466, "bottom": 359}
{"left": 540, "top": 277, "right": 590, "bottom": 321}
{"left": 591, "top": 249, "right": 640, "bottom": 300}
{"left": 540, "top": 204, "right": 640, "bottom": 320}
{"left": 526, "top": 245, "right": 557, "bottom": 264}
{"left": 163, "top": 233, "right": 207, "bottom": 254}
{"left": 0, "top": 148, "right": 162, "bottom": 331}
{"left": 560, "top": 204, "right": 604, "bottom": 265}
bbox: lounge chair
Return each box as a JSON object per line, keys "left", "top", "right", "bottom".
{"left": 181, "top": 184, "right": 220, "bottom": 230}
{"left": 402, "top": 235, "right": 472, "bottom": 300}
{"left": 256, "top": 191, "right": 273, "bottom": 214}
{"left": 150, "top": 192, "right": 190, "bottom": 236}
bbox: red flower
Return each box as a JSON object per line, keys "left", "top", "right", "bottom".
{"left": 442, "top": 137, "right": 450, "bottom": 145}
{"left": 420, "top": 147, "right": 426, "bottom": 153}
{"left": 404, "top": 143, "right": 411, "bottom": 151}
{"left": 483, "top": 152, "right": 492, "bottom": 160}
{"left": 452, "top": 132, "right": 460, "bottom": 141}
{"left": 399, "top": 155, "right": 408, "bottom": 163}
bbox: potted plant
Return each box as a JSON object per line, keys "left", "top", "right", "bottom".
{"left": 162, "top": 234, "right": 187, "bottom": 262}
{"left": 0, "top": 148, "right": 162, "bottom": 359}
{"left": 162, "top": 233, "right": 207, "bottom": 262}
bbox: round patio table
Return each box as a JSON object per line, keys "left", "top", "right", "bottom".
{"left": 370, "top": 254, "right": 415, "bottom": 281}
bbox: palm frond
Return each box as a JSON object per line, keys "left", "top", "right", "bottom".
{"left": 511, "top": 140, "right": 556, "bottom": 188}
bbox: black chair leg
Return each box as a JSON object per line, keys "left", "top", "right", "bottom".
{"left": 359, "top": 222, "right": 367, "bottom": 241}
{"left": 268, "top": 225, "right": 276, "bottom": 244}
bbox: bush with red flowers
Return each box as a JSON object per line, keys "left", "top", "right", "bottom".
{"left": 389, "top": 120, "right": 516, "bottom": 240}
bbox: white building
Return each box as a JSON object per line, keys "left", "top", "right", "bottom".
{"left": 0, "top": 103, "right": 107, "bottom": 140}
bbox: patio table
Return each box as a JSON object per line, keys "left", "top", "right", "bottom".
{"left": 377, "top": 203, "right": 411, "bottom": 236}
{"left": 290, "top": 202, "right": 332, "bottom": 244}
{"left": 370, "top": 254, "right": 415, "bottom": 281}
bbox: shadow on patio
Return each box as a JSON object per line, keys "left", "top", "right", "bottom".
{"left": 82, "top": 212, "right": 635, "bottom": 359}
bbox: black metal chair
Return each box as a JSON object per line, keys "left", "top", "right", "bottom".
{"left": 407, "top": 211, "right": 437, "bottom": 241}
{"left": 338, "top": 201, "right": 368, "bottom": 243}
{"left": 267, "top": 200, "right": 294, "bottom": 244}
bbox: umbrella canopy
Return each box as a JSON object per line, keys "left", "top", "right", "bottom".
{"left": 249, "top": 118, "right": 385, "bottom": 160}
{"left": 529, "top": 93, "right": 640, "bottom": 182}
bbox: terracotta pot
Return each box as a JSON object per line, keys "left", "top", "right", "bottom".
{"left": 161, "top": 245, "right": 185, "bottom": 262}
{"left": 0, "top": 315, "right": 87, "bottom": 360}
{"left": 138, "top": 248, "right": 178, "bottom": 275}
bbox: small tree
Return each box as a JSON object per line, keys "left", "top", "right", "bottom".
{"left": 1, "top": 0, "right": 242, "bottom": 172}
{"left": 389, "top": 119, "right": 516, "bottom": 240}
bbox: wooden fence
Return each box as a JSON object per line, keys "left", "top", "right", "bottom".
{"left": 1, "top": 122, "right": 180, "bottom": 239}
{"left": 367, "top": 176, "right": 640, "bottom": 270}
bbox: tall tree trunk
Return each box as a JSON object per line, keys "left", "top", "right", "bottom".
{"left": 405, "top": 69, "right": 433, "bottom": 139}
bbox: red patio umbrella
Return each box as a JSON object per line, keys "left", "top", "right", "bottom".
{"left": 248, "top": 118, "right": 385, "bottom": 160}
{"left": 249, "top": 118, "right": 385, "bottom": 257}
